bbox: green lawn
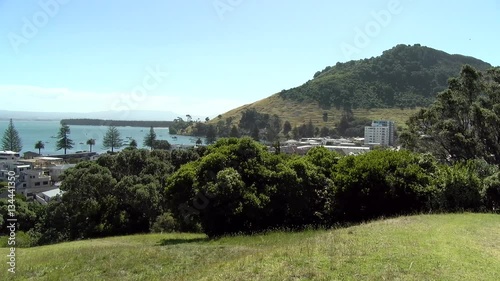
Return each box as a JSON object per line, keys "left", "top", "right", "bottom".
{"left": 2, "top": 213, "right": 499, "bottom": 280}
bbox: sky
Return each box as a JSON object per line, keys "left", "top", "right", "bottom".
{"left": 1, "top": 0, "right": 499, "bottom": 118}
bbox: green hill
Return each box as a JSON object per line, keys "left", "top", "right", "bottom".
{"left": 214, "top": 44, "right": 492, "bottom": 128}
{"left": 3, "top": 213, "right": 499, "bottom": 280}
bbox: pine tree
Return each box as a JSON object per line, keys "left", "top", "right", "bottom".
{"left": 103, "top": 126, "right": 123, "bottom": 153}
{"left": 1, "top": 119, "right": 22, "bottom": 152}
{"left": 143, "top": 126, "right": 157, "bottom": 150}
{"left": 56, "top": 123, "right": 74, "bottom": 154}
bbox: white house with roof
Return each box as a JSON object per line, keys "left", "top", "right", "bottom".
{"left": 48, "top": 164, "right": 76, "bottom": 181}
{"left": 0, "top": 150, "right": 20, "bottom": 161}
{"left": 35, "top": 188, "right": 64, "bottom": 205}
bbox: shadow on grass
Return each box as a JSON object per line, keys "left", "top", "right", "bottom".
{"left": 157, "top": 237, "right": 209, "bottom": 246}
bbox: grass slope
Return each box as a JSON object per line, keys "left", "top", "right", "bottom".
{"left": 2, "top": 213, "right": 499, "bottom": 280}
{"left": 213, "top": 94, "right": 420, "bottom": 129}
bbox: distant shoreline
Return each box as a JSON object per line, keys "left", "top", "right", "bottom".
{"left": 60, "top": 119, "right": 174, "bottom": 127}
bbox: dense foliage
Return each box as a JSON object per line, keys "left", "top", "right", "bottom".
{"left": 401, "top": 65, "right": 500, "bottom": 164}
{"left": 1, "top": 138, "right": 499, "bottom": 246}
{"left": 280, "top": 44, "right": 491, "bottom": 109}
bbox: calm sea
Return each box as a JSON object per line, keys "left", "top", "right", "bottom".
{"left": 0, "top": 120, "right": 203, "bottom": 155}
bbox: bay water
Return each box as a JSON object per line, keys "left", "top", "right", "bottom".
{"left": 0, "top": 120, "right": 203, "bottom": 156}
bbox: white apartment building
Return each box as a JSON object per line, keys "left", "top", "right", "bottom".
{"left": 364, "top": 120, "right": 396, "bottom": 146}
{"left": 0, "top": 150, "right": 20, "bottom": 161}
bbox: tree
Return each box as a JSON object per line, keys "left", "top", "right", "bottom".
{"left": 56, "top": 123, "right": 74, "bottom": 154}
{"left": 283, "top": 121, "right": 292, "bottom": 136}
{"left": 251, "top": 126, "right": 260, "bottom": 141}
{"left": 206, "top": 125, "right": 217, "bottom": 144}
{"left": 320, "top": 126, "right": 330, "bottom": 137}
{"left": 129, "top": 139, "right": 138, "bottom": 148}
{"left": 229, "top": 125, "right": 240, "bottom": 138}
{"left": 153, "top": 140, "right": 171, "bottom": 150}
{"left": 266, "top": 114, "right": 282, "bottom": 142}
{"left": 86, "top": 139, "right": 95, "bottom": 152}
{"left": 143, "top": 127, "right": 157, "bottom": 150}
{"left": 2, "top": 119, "right": 22, "bottom": 152}
{"left": 401, "top": 65, "right": 500, "bottom": 164}
{"left": 103, "top": 126, "right": 123, "bottom": 153}
{"left": 306, "top": 119, "right": 315, "bottom": 138}
{"left": 34, "top": 140, "right": 44, "bottom": 155}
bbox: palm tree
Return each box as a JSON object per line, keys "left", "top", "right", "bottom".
{"left": 34, "top": 140, "right": 44, "bottom": 155}
{"left": 86, "top": 138, "right": 95, "bottom": 152}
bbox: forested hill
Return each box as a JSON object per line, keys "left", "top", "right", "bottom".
{"left": 279, "top": 44, "right": 492, "bottom": 109}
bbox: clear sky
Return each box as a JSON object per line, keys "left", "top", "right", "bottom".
{"left": 1, "top": 0, "right": 499, "bottom": 117}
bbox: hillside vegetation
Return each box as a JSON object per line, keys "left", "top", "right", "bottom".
{"left": 212, "top": 44, "right": 492, "bottom": 128}
{"left": 281, "top": 44, "right": 491, "bottom": 109}
{"left": 2, "top": 213, "right": 499, "bottom": 280}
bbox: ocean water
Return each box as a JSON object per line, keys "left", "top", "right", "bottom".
{"left": 0, "top": 120, "right": 203, "bottom": 155}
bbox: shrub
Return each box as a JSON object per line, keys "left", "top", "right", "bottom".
{"left": 331, "top": 150, "right": 437, "bottom": 222}
{"left": 151, "top": 212, "right": 179, "bottom": 233}
{"left": 482, "top": 172, "right": 500, "bottom": 212}
{"left": 435, "top": 162, "right": 482, "bottom": 211}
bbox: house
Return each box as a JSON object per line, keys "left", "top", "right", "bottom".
{"left": 35, "top": 188, "right": 64, "bottom": 205}
{"left": 23, "top": 151, "right": 40, "bottom": 159}
{"left": 0, "top": 150, "right": 20, "bottom": 161}
{"left": 15, "top": 169, "right": 53, "bottom": 197}
{"left": 48, "top": 164, "right": 76, "bottom": 181}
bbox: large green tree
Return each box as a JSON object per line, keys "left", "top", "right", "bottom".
{"left": 56, "top": 123, "right": 74, "bottom": 154}
{"left": 205, "top": 125, "right": 217, "bottom": 144}
{"left": 143, "top": 126, "right": 156, "bottom": 150}
{"left": 103, "top": 126, "right": 123, "bottom": 153}
{"left": 401, "top": 65, "right": 500, "bottom": 164}
{"left": 1, "top": 119, "right": 22, "bottom": 152}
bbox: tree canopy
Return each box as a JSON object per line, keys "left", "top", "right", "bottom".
{"left": 401, "top": 65, "right": 500, "bottom": 165}
{"left": 1, "top": 119, "right": 22, "bottom": 152}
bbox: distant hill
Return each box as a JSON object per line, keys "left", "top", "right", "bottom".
{"left": 214, "top": 44, "right": 493, "bottom": 128}
{"left": 0, "top": 110, "right": 191, "bottom": 121}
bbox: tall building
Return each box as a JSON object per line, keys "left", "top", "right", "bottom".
{"left": 364, "top": 120, "right": 395, "bottom": 146}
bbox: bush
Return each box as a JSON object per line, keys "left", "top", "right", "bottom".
{"left": 0, "top": 231, "right": 35, "bottom": 248}
{"left": 151, "top": 212, "right": 179, "bottom": 233}
{"left": 482, "top": 172, "right": 500, "bottom": 212}
{"left": 331, "top": 150, "right": 437, "bottom": 222}
{"left": 435, "top": 162, "right": 482, "bottom": 212}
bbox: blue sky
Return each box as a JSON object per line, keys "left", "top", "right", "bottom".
{"left": 1, "top": 0, "right": 499, "bottom": 117}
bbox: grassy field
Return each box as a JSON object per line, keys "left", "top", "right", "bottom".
{"left": 1, "top": 213, "right": 499, "bottom": 280}
{"left": 211, "top": 94, "right": 420, "bottom": 129}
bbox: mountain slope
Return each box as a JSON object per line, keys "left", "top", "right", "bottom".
{"left": 281, "top": 44, "right": 492, "bottom": 109}
{"left": 215, "top": 44, "right": 492, "bottom": 127}
{"left": 2, "top": 214, "right": 499, "bottom": 280}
